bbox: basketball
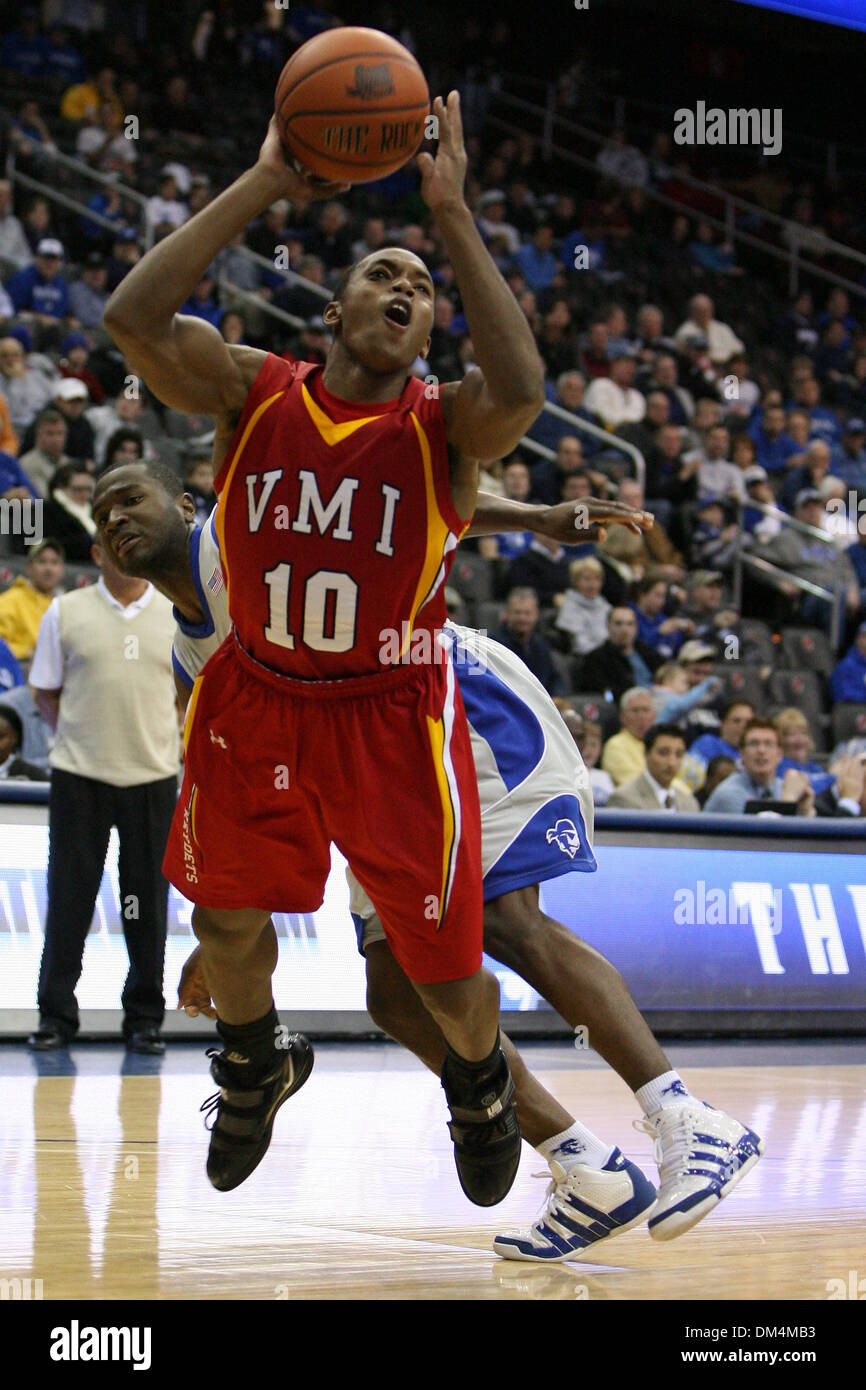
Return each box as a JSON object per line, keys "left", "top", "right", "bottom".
{"left": 274, "top": 26, "right": 430, "bottom": 185}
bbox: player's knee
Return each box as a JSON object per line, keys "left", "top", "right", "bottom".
{"left": 192, "top": 905, "right": 268, "bottom": 946}
{"left": 483, "top": 889, "right": 550, "bottom": 964}
{"left": 364, "top": 943, "right": 406, "bottom": 1035}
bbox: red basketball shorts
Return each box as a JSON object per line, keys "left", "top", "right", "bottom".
{"left": 163, "top": 635, "right": 483, "bottom": 983}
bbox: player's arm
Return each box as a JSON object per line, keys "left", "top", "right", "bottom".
{"left": 103, "top": 119, "right": 348, "bottom": 417}
{"left": 418, "top": 94, "right": 546, "bottom": 512}
{"left": 465, "top": 493, "right": 655, "bottom": 541}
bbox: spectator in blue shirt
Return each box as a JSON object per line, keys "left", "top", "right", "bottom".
{"left": 817, "top": 288, "right": 858, "bottom": 339}
{"left": 679, "top": 699, "right": 754, "bottom": 792}
{"left": 630, "top": 572, "right": 690, "bottom": 658}
{"left": 832, "top": 420, "right": 866, "bottom": 492}
{"left": 688, "top": 221, "right": 739, "bottom": 275}
{"left": 42, "top": 24, "right": 85, "bottom": 84}
{"left": 80, "top": 183, "right": 127, "bottom": 245}
{"left": 813, "top": 321, "right": 852, "bottom": 387}
{"left": 527, "top": 370, "right": 601, "bottom": 456}
{"left": 560, "top": 221, "right": 607, "bottom": 276}
{"left": 831, "top": 624, "right": 866, "bottom": 705}
{"left": 0, "top": 449, "right": 39, "bottom": 502}
{"left": 6, "top": 239, "right": 70, "bottom": 323}
{"left": 748, "top": 403, "right": 801, "bottom": 473}
{"left": 493, "top": 459, "right": 534, "bottom": 560}
{"left": 704, "top": 718, "right": 815, "bottom": 814}
{"left": 787, "top": 375, "right": 841, "bottom": 447}
{"left": 0, "top": 638, "right": 23, "bottom": 694}
{"left": 0, "top": 13, "right": 48, "bottom": 76}
{"left": 774, "top": 707, "right": 835, "bottom": 795}
{"left": 779, "top": 439, "right": 838, "bottom": 513}
{"left": 181, "top": 271, "right": 221, "bottom": 327}
{"left": 513, "top": 221, "right": 561, "bottom": 293}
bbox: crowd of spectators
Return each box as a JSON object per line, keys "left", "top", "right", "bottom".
{"left": 2, "top": 3, "right": 866, "bottom": 815}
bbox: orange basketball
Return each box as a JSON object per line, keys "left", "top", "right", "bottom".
{"left": 275, "top": 27, "right": 430, "bottom": 185}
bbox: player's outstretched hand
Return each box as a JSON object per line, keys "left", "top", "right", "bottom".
{"left": 257, "top": 117, "right": 351, "bottom": 206}
{"left": 536, "top": 498, "right": 655, "bottom": 544}
{"left": 177, "top": 944, "right": 217, "bottom": 1020}
{"left": 417, "top": 91, "right": 468, "bottom": 214}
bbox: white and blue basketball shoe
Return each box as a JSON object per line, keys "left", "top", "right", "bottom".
{"left": 637, "top": 1101, "right": 764, "bottom": 1241}
{"left": 493, "top": 1148, "right": 657, "bottom": 1262}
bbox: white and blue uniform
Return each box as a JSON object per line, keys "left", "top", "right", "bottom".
{"left": 172, "top": 511, "right": 596, "bottom": 945}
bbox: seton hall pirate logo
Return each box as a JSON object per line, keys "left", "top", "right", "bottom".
{"left": 347, "top": 63, "right": 395, "bottom": 100}
{"left": 545, "top": 818, "right": 581, "bottom": 860}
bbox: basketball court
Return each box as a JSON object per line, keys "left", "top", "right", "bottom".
{"left": 2, "top": 1038, "right": 862, "bottom": 1302}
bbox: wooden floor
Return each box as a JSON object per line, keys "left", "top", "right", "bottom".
{"left": 1, "top": 1040, "right": 864, "bottom": 1301}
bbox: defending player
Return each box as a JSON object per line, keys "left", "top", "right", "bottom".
{"left": 93, "top": 462, "right": 763, "bottom": 1260}
{"left": 103, "top": 93, "right": 545, "bottom": 1206}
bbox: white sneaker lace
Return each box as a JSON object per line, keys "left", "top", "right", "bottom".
{"left": 635, "top": 1108, "right": 730, "bottom": 1188}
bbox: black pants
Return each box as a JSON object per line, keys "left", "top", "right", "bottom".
{"left": 37, "top": 768, "right": 178, "bottom": 1037}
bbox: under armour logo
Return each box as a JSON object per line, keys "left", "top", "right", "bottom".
{"left": 545, "top": 818, "right": 580, "bottom": 859}
{"left": 209, "top": 729, "right": 227, "bottom": 748}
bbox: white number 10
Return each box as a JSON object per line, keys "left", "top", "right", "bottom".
{"left": 264, "top": 563, "right": 358, "bottom": 652}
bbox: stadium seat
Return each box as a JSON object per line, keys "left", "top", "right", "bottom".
{"left": 831, "top": 702, "right": 866, "bottom": 748}
{"left": 779, "top": 626, "right": 835, "bottom": 676}
{"left": 449, "top": 552, "right": 494, "bottom": 607}
{"left": 571, "top": 692, "right": 619, "bottom": 739}
{"left": 735, "top": 618, "right": 777, "bottom": 666}
{"left": 475, "top": 600, "right": 505, "bottom": 635}
{"left": 711, "top": 663, "right": 765, "bottom": 711}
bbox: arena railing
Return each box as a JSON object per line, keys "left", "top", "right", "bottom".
{"left": 229, "top": 245, "right": 331, "bottom": 301}
{"left": 520, "top": 404, "right": 646, "bottom": 491}
{"left": 483, "top": 93, "right": 866, "bottom": 303}
{"left": 5, "top": 146, "right": 151, "bottom": 248}
{"left": 731, "top": 500, "right": 846, "bottom": 649}
{"left": 3, "top": 166, "right": 132, "bottom": 241}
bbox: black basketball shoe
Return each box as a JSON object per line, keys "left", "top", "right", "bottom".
{"left": 201, "top": 1034, "right": 314, "bottom": 1192}
{"left": 442, "top": 1048, "right": 521, "bottom": 1207}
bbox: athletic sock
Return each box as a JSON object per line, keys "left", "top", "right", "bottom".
{"left": 216, "top": 1004, "right": 281, "bottom": 1075}
{"left": 537, "top": 1123, "right": 615, "bottom": 1173}
{"left": 442, "top": 1029, "right": 506, "bottom": 1106}
{"left": 635, "top": 1069, "right": 694, "bottom": 1117}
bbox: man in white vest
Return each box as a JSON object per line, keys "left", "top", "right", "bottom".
{"left": 27, "top": 538, "right": 178, "bottom": 1052}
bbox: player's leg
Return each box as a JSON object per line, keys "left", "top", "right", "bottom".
{"left": 366, "top": 940, "right": 574, "bottom": 1145}
{"left": 365, "top": 933, "right": 655, "bottom": 1257}
{"left": 483, "top": 884, "right": 669, "bottom": 1090}
{"left": 335, "top": 666, "right": 521, "bottom": 1207}
{"left": 191, "top": 905, "right": 313, "bottom": 1191}
{"left": 485, "top": 886, "right": 764, "bottom": 1246}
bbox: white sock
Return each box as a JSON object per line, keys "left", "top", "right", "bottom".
{"left": 635, "top": 1070, "right": 694, "bottom": 1117}
{"left": 537, "top": 1123, "right": 615, "bottom": 1172}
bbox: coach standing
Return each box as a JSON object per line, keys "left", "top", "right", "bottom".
{"left": 27, "top": 540, "right": 178, "bottom": 1053}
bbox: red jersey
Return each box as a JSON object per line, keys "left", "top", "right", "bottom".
{"left": 214, "top": 353, "right": 468, "bottom": 680}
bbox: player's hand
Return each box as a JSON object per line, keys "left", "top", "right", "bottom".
{"left": 177, "top": 944, "right": 217, "bottom": 1020}
{"left": 417, "top": 92, "right": 467, "bottom": 214}
{"left": 256, "top": 117, "right": 351, "bottom": 206}
{"left": 535, "top": 498, "right": 654, "bottom": 545}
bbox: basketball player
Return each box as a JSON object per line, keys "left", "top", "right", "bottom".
{"left": 102, "top": 93, "right": 552, "bottom": 1206}
{"left": 93, "top": 461, "right": 763, "bottom": 1261}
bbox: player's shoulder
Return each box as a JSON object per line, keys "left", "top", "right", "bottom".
{"left": 227, "top": 344, "right": 272, "bottom": 393}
